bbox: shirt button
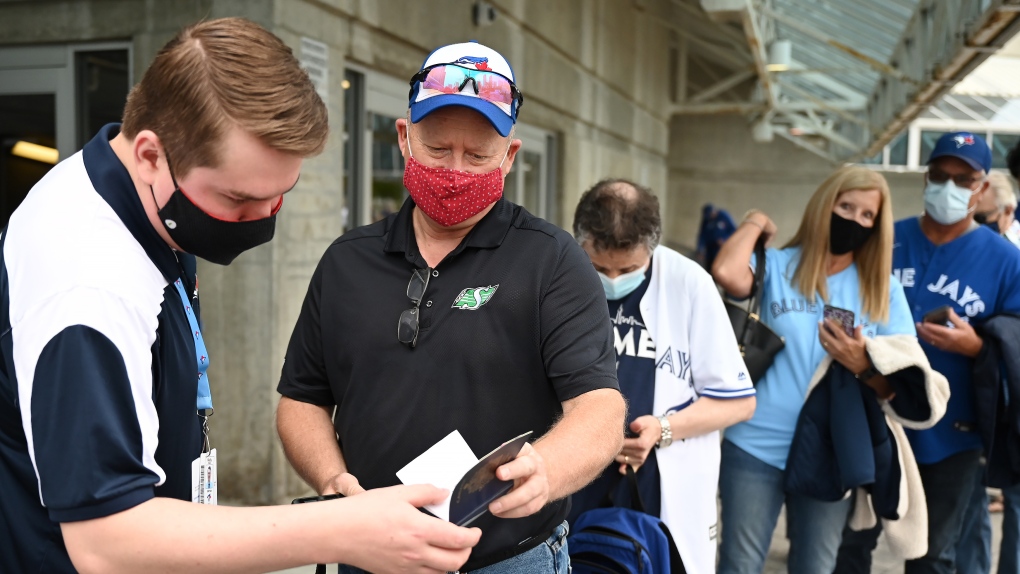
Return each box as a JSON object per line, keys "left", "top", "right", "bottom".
{"left": 432, "top": 270, "right": 439, "bottom": 278}
{"left": 426, "top": 300, "right": 433, "bottom": 307}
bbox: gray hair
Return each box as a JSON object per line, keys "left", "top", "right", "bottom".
{"left": 988, "top": 171, "right": 1018, "bottom": 210}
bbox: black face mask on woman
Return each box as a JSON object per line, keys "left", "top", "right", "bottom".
{"left": 151, "top": 154, "right": 280, "bottom": 266}
{"left": 829, "top": 212, "right": 874, "bottom": 255}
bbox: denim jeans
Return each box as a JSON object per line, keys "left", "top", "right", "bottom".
{"left": 336, "top": 521, "right": 569, "bottom": 574}
{"left": 834, "top": 448, "right": 983, "bottom": 574}
{"left": 718, "top": 440, "right": 852, "bottom": 574}
{"left": 955, "top": 464, "right": 992, "bottom": 574}
{"left": 966, "top": 479, "right": 1020, "bottom": 574}
{"left": 1000, "top": 482, "right": 1020, "bottom": 574}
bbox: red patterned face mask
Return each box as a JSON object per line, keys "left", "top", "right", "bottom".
{"left": 403, "top": 157, "right": 505, "bottom": 226}
{"left": 403, "top": 124, "right": 511, "bottom": 226}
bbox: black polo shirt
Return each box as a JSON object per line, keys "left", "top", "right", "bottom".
{"left": 279, "top": 197, "right": 619, "bottom": 570}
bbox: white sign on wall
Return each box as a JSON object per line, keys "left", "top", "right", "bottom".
{"left": 300, "top": 37, "right": 329, "bottom": 105}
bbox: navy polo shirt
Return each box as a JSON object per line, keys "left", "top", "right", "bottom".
{"left": 0, "top": 124, "right": 204, "bottom": 572}
{"left": 279, "top": 197, "right": 620, "bottom": 571}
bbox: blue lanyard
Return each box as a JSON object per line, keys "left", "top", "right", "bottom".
{"left": 172, "top": 278, "right": 212, "bottom": 412}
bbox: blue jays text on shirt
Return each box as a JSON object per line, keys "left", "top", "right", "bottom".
{"left": 611, "top": 305, "right": 696, "bottom": 400}
{"left": 893, "top": 268, "right": 985, "bottom": 319}
{"left": 768, "top": 297, "right": 877, "bottom": 337}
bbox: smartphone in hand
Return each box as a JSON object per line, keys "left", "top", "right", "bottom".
{"left": 823, "top": 304, "right": 855, "bottom": 337}
{"left": 923, "top": 305, "right": 952, "bottom": 325}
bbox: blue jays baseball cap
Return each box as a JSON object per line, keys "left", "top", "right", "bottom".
{"left": 408, "top": 41, "right": 522, "bottom": 137}
{"left": 928, "top": 131, "right": 992, "bottom": 173}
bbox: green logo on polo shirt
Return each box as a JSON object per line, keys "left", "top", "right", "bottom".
{"left": 452, "top": 285, "right": 498, "bottom": 310}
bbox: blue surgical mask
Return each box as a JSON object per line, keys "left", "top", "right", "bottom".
{"left": 924, "top": 180, "right": 975, "bottom": 225}
{"left": 599, "top": 266, "right": 648, "bottom": 301}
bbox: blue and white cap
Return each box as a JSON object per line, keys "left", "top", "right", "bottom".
{"left": 928, "top": 131, "right": 992, "bottom": 173}
{"left": 408, "top": 41, "right": 520, "bottom": 136}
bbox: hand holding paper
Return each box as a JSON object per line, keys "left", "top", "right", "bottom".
{"left": 395, "top": 430, "right": 533, "bottom": 526}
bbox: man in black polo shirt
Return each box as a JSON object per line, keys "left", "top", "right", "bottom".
{"left": 277, "top": 41, "right": 626, "bottom": 572}
{"left": 0, "top": 19, "right": 480, "bottom": 574}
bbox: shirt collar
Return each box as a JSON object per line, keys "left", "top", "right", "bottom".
{"left": 82, "top": 123, "right": 185, "bottom": 283}
{"left": 383, "top": 197, "right": 515, "bottom": 260}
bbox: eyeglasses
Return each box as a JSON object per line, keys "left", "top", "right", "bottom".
{"left": 927, "top": 168, "right": 983, "bottom": 189}
{"left": 397, "top": 267, "right": 432, "bottom": 347}
{"left": 409, "top": 64, "right": 524, "bottom": 114}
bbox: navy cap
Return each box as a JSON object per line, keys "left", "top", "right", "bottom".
{"left": 928, "top": 132, "right": 992, "bottom": 173}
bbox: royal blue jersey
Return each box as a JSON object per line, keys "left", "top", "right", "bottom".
{"left": 893, "top": 217, "right": 1020, "bottom": 464}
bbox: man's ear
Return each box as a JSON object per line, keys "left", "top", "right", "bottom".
{"left": 132, "top": 130, "right": 164, "bottom": 187}
{"left": 396, "top": 117, "right": 410, "bottom": 161}
{"left": 500, "top": 138, "right": 523, "bottom": 178}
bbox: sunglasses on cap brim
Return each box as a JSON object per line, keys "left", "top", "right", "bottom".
{"left": 409, "top": 64, "right": 523, "bottom": 115}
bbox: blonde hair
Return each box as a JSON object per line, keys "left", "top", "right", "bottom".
{"left": 121, "top": 18, "right": 328, "bottom": 176}
{"left": 783, "top": 165, "right": 894, "bottom": 323}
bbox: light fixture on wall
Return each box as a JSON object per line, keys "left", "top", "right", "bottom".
{"left": 11, "top": 141, "right": 58, "bottom": 164}
{"left": 766, "top": 39, "right": 792, "bottom": 72}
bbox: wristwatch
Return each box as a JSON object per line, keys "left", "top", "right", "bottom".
{"left": 656, "top": 415, "right": 673, "bottom": 448}
{"left": 855, "top": 364, "right": 881, "bottom": 382}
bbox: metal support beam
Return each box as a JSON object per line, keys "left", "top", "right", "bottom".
{"left": 775, "top": 79, "right": 871, "bottom": 128}
{"left": 688, "top": 68, "right": 756, "bottom": 103}
{"left": 740, "top": 0, "right": 778, "bottom": 109}
{"left": 775, "top": 129, "right": 839, "bottom": 163}
{"left": 762, "top": 5, "right": 923, "bottom": 87}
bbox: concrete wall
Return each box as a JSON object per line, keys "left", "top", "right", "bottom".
{"left": 667, "top": 114, "right": 925, "bottom": 250}
{"left": 0, "top": 0, "right": 677, "bottom": 503}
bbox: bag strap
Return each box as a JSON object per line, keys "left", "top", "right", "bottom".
{"left": 739, "top": 239, "right": 768, "bottom": 343}
{"left": 605, "top": 465, "right": 648, "bottom": 514}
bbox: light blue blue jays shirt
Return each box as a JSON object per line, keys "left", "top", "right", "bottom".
{"left": 725, "top": 246, "right": 915, "bottom": 470}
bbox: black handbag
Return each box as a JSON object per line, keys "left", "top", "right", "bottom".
{"left": 724, "top": 239, "right": 785, "bottom": 385}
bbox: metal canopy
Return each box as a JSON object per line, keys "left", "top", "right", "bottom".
{"left": 669, "top": 0, "right": 1020, "bottom": 162}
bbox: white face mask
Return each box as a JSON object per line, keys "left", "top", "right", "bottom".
{"left": 598, "top": 265, "right": 648, "bottom": 301}
{"left": 924, "top": 180, "right": 976, "bottom": 225}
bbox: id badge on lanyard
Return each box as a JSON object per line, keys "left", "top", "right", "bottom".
{"left": 172, "top": 277, "right": 218, "bottom": 505}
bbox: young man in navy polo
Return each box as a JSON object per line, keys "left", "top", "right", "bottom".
{"left": 0, "top": 18, "right": 480, "bottom": 574}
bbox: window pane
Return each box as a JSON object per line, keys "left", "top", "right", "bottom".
{"left": 342, "top": 70, "right": 364, "bottom": 231}
{"left": 991, "top": 133, "right": 1020, "bottom": 170}
{"left": 75, "top": 50, "right": 129, "bottom": 148}
{"left": 1, "top": 94, "right": 56, "bottom": 228}
{"left": 520, "top": 151, "right": 543, "bottom": 217}
{"left": 920, "top": 131, "right": 951, "bottom": 165}
{"left": 889, "top": 132, "right": 908, "bottom": 166}
{"left": 860, "top": 150, "right": 883, "bottom": 165}
{"left": 370, "top": 113, "right": 405, "bottom": 222}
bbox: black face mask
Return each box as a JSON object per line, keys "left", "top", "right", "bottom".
{"left": 829, "top": 212, "right": 874, "bottom": 255}
{"left": 151, "top": 186, "right": 278, "bottom": 265}
{"left": 974, "top": 211, "right": 1003, "bottom": 235}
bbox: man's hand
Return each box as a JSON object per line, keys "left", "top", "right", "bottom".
{"left": 615, "top": 416, "right": 660, "bottom": 474}
{"left": 341, "top": 484, "right": 481, "bottom": 573}
{"left": 818, "top": 319, "right": 870, "bottom": 374}
{"left": 916, "top": 308, "right": 984, "bottom": 358}
{"left": 489, "top": 443, "right": 550, "bottom": 519}
{"left": 321, "top": 472, "right": 366, "bottom": 496}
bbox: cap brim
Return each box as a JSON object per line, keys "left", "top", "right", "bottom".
{"left": 929, "top": 151, "right": 985, "bottom": 173}
{"left": 410, "top": 95, "right": 513, "bottom": 137}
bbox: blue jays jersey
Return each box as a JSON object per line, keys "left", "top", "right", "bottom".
{"left": 893, "top": 217, "right": 1020, "bottom": 464}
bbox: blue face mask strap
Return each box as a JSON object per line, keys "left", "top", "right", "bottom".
{"left": 172, "top": 277, "right": 213, "bottom": 452}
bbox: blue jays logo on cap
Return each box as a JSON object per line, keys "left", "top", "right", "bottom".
{"left": 452, "top": 55, "right": 491, "bottom": 70}
{"left": 952, "top": 134, "right": 975, "bottom": 148}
